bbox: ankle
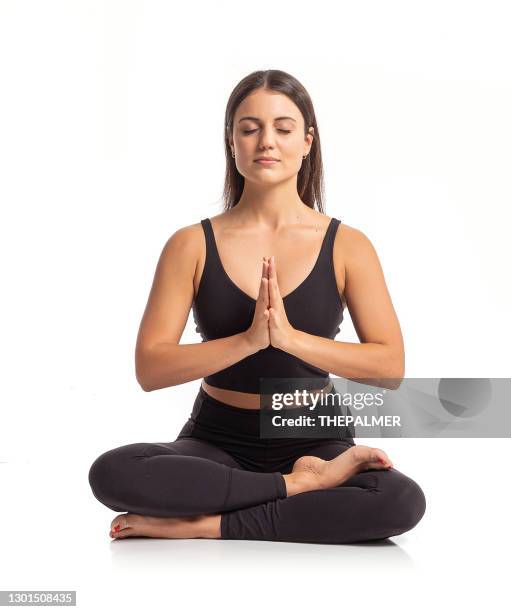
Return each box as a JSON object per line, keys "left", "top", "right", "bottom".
{"left": 198, "top": 514, "right": 221, "bottom": 538}
{"left": 283, "top": 473, "right": 298, "bottom": 497}
{"left": 283, "top": 472, "right": 314, "bottom": 497}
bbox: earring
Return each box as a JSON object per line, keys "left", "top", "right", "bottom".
{"left": 231, "top": 150, "right": 235, "bottom": 158}
{"left": 302, "top": 154, "right": 308, "bottom": 159}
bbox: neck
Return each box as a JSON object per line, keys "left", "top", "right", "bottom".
{"left": 232, "top": 178, "right": 312, "bottom": 229}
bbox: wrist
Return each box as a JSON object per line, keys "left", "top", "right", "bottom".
{"left": 279, "top": 327, "right": 300, "bottom": 354}
{"left": 239, "top": 331, "right": 257, "bottom": 356}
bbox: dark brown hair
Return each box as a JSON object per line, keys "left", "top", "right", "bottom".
{"left": 222, "top": 70, "right": 325, "bottom": 213}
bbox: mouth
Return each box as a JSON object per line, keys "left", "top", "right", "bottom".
{"left": 254, "top": 159, "right": 280, "bottom": 166}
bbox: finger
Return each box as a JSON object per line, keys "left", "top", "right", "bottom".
{"left": 259, "top": 275, "right": 268, "bottom": 306}
{"left": 262, "top": 258, "right": 270, "bottom": 281}
{"left": 263, "top": 256, "right": 269, "bottom": 275}
{"left": 267, "top": 257, "right": 273, "bottom": 300}
{"left": 268, "top": 255, "right": 276, "bottom": 280}
{"left": 263, "top": 259, "right": 270, "bottom": 279}
{"left": 268, "top": 256, "right": 280, "bottom": 304}
{"left": 262, "top": 259, "right": 269, "bottom": 303}
{"left": 268, "top": 274, "right": 274, "bottom": 305}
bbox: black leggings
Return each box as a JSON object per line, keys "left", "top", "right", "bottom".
{"left": 88, "top": 386, "right": 426, "bottom": 544}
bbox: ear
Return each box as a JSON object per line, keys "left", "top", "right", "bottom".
{"left": 305, "top": 126, "right": 314, "bottom": 152}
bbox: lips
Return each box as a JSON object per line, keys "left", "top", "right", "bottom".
{"left": 254, "top": 158, "right": 279, "bottom": 165}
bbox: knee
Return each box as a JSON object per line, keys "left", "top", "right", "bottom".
{"left": 87, "top": 447, "right": 119, "bottom": 506}
{"left": 388, "top": 472, "right": 427, "bottom": 535}
{"left": 88, "top": 443, "right": 148, "bottom": 507}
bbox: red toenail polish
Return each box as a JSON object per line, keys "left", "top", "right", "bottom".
{"left": 113, "top": 525, "right": 120, "bottom": 532}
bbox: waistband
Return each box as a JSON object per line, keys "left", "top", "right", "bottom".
{"left": 192, "top": 384, "right": 350, "bottom": 442}
{"left": 198, "top": 386, "right": 262, "bottom": 414}
{"left": 197, "top": 383, "right": 337, "bottom": 414}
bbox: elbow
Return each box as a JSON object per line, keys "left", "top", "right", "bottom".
{"left": 135, "top": 356, "right": 176, "bottom": 392}
{"left": 138, "top": 378, "right": 154, "bottom": 392}
{"left": 135, "top": 353, "right": 156, "bottom": 392}
{"left": 388, "top": 357, "right": 405, "bottom": 391}
{"left": 135, "top": 343, "right": 179, "bottom": 392}
{"left": 381, "top": 347, "right": 405, "bottom": 390}
{"left": 384, "top": 375, "right": 404, "bottom": 391}
{"left": 136, "top": 364, "right": 177, "bottom": 392}
{"left": 136, "top": 369, "right": 154, "bottom": 392}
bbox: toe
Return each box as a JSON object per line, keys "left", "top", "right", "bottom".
{"left": 110, "top": 526, "right": 133, "bottom": 539}
{"left": 110, "top": 513, "right": 131, "bottom": 534}
{"left": 119, "top": 514, "right": 130, "bottom": 527}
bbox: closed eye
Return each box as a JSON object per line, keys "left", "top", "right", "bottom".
{"left": 242, "top": 129, "right": 291, "bottom": 134}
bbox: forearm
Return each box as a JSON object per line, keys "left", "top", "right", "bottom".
{"left": 136, "top": 332, "right": 254, "bottom": 392}
{"left": 283, "top": 329, "right": 404, "bottom": 389}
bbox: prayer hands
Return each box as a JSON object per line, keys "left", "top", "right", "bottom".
{"left": 264, "top": 255, "right": 295, "bottom": 351}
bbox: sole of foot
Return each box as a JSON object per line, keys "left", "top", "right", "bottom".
{"left": 109, "top": 513, "right": 215, "bottom": 540}
{"left": 290, "top": 445, "right": 393, "bottom": 493}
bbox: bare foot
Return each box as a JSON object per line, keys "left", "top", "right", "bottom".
{"left": 284, "top": 445, "right": 393, "bottom": 496}
{"left": 109, "top": 513, "right": 221, "bottom": 540}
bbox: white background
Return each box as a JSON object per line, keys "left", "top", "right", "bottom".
{"left": 1, "top": 1, "right": 509, "bottom": 610}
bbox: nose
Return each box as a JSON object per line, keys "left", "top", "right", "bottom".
{"left": 258, "top": 125, "right": 276, "bottom": 152}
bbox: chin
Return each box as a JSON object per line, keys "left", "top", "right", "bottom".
{"left": 248, "top": 173, "right": 282, "bottom": 184}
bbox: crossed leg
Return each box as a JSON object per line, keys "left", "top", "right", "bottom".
{"left": 88, "top": 438, "right": 426, "bottom": 543}
{"left": 221, "top": 441, "right": 426, "bottom": 544}
{"left": 88, "top": 437, "right": 287, "bottom": 539}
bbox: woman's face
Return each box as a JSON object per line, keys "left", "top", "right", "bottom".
{"left": 229, "top": 88, "right": 314, "bottom": 186}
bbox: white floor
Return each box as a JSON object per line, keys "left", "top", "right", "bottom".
{"left": 0, "top": 438, "right": 508, "bottom": 611}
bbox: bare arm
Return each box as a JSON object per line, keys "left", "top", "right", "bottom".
{"left": 135, "top": 225, "right": 255, "bottom": 392}
{"left": 281, "top": 225, "right": 405, "bottom": 389}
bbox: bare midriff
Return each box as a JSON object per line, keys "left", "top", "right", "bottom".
{"left": 201, "top": 379, "right": 335, "bottom": 410}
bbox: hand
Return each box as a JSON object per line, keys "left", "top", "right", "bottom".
{"left": 243, "top": 258, "right": 271, "bottom": 353}
{"left": 266, "top": 255, "right": 296, "bottom": 351}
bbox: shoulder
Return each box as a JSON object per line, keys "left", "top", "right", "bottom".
{"left": 161, "top": 212, "right": 234, "bottom": 262}
{"left": 335, "top": 221, "right": 377, "bottom": 258}
{"left": 158, "top": 221, "right": 205, "bottom": 271}
{"left": 332, "top": 219, "right": 357, "bottom": 255}
{"left": 163, "top": 222, "right": 202, "bottom": 249}
{"left": 332, "top": 222, "right": 381, "bottom": 294}
{"left": 334, "top": 222, "right": 385, "bottom": 294}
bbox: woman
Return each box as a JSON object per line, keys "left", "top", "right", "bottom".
{"left": 88, "top": 69, "right": 426, "bottom": 544}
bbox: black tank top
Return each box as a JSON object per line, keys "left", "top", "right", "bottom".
{"left": 192, "top": 217, "right": 344, "bottom": 393}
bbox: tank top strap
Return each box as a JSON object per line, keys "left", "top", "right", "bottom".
{"left": 200, "top": 218, "right": 217, "bottom": 263}
{"left": 319, "top": 217, "right": 341, "bottom": 264}
{"left": 199, "top": 217, "right": 226, "bottom": 282}
{"left": 200, "top": 218, "right": 213, "bottom": 249}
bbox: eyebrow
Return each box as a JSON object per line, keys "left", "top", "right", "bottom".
{"left": 238, "top": 116, "right": 296, "bottom": 123}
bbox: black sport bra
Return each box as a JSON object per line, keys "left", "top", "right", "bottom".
{"left": 192, "top": 217, "right": 344, "bottom": 393}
